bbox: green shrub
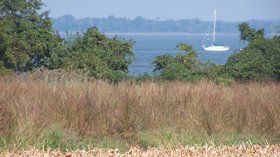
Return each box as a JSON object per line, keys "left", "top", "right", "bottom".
{"left": 221, "top": 36, "right": 280, "bottom": 81}
{"left": 153, "top": 43, "right": 221, "bottom": 82}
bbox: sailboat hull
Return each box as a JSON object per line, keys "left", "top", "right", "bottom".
{"left": 202, "top": 45, "right": 230, "bottom": 51}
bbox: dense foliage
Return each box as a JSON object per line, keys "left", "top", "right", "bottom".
{"left": 0, "top": 0, "right": 65, "bottom": 73}
{"left": 221, "top": 23, "right": 280, "bottom": 81}
{"left": 153, "top": 43, "right": 221, "bottom": 81}
{"left": 63, "top": 27, "right": 134, "bottom": 81}
{"left": 0, "top": 0, "right": 134, "bottom": 81}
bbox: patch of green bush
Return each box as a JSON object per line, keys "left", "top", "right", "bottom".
{"left": 153, "top": 43, "right": 222, "bottom": 82}
{"left": 221, "top": 23, "right": 280, "bottom": 81}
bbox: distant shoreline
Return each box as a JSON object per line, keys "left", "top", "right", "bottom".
{"left": 103, "top": 32, "right": 239, "bottom": 36}
{"left": 58, "top": 31, "right": 239, "bottom": 36}
{"left": 58, "top": 31, "right": 277, "bottom": 36}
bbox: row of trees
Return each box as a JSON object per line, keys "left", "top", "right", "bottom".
{"left": 0, "top": 0, "right": 133, "bottom": 81}
{"left": 153, "top": 23, "right": 280, "bottom": 82}
{"left": 53, "top": 15, "right": 280, "bottom": 34}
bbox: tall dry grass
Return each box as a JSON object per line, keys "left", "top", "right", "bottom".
{"left": 0, "top": 74, "right": 280, "bottom": 149}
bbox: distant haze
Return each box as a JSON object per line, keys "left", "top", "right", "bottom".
{"left": 42, "top": 0, "right": 280, "bottom": 21}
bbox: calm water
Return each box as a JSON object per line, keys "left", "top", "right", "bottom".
{"left": 113, "top": 34, "right": 245, "bottom": 75}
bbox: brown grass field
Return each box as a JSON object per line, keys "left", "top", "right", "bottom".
{"left": 0, "top": 73, "right": 280, "bottom": 155}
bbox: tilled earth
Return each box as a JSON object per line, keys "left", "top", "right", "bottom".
{"left": 2, "top": 145, "right": 280, "bottom": 157}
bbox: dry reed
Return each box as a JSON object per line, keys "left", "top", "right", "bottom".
{"left": 0, "top": 74, "right": 280, "bottom": 150}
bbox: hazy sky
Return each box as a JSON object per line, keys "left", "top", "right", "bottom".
{"left": 42, "top": 0, "right": 280, "bottom": 21}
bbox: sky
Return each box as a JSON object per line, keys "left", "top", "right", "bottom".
{"left": 41, "top": 0, "right": 280, "bottom": 21}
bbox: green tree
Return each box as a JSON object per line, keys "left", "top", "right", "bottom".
{"left": 238, "top": 22, "right": 264, "bottom": 42}
{"left": 160, "top": 62, "right": 191, "bottom": 80}
{"left": 0, "top": 0, "right": 65, "bottom": 73}
{"left": 153, "top": 42, "right": 223, "bottom": 81}
{"left": 153, "top": 43, "right": 207, "bottom": 81}
{"left": 63, "top": 27, "right": 134, "bottom": 81}
{"left": 153, "top": 54, "right": 175, "bottom": 72}
{"left": 221, "top": 24, "right": 280, "bottom": 81}
{"left": 175, "top": 43, "right": 199, "bottom": 70}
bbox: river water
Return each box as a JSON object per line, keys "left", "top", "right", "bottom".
{"left": 113, "top": 34, "right": 245, "bottom": 75}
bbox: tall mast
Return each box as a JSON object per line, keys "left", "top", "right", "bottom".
{"left": 213, "top": 9, "right": 216, "bottom": 43}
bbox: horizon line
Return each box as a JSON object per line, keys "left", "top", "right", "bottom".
{"left": 51, "top": 14, "right": 280, "bottom": 23}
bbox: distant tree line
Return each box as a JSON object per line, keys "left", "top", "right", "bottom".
{"left": 52, "top": 15, "right": 280, "bottom": 34}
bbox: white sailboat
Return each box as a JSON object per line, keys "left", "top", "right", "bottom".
{"left": 202, "top": 9, "right": 229, "bottom": 51}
